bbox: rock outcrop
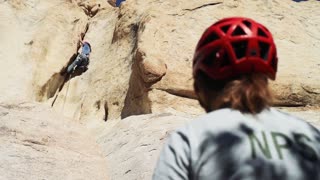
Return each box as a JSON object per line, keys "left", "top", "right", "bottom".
{"left": 1, "top": 0, "right": 319, "bottom": 122}
{"left": 43, "top": 0, "right": 320, "bottom": 122}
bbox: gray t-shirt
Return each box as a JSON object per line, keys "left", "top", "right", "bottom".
{"left": 153, "top": 108, "right": 320, "bottom": 180}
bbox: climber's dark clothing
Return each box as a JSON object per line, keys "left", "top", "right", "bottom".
{"left": 116, "top": 0, "right": 125, "bottom": 7}
{"left": 67, "top": 42, "right": 91, "bottom": 74}
{"left": 67, "top": 53, "right": 89, "bottom": 74}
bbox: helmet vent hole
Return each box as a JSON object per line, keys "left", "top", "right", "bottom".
{"left": 259, "top": 41, "right": 270, "bottom": 60}
{"left": 232, "top": 41, "right": 248, "bottom": 60}
{"left": 199, "top": 32, "right": 219, "bottom": 49}
{"left": 232, "top": 26, "right": 246, "bottom": 36}
{"left": 220, "top": 51, "right": 231, "bottom": 67}
{"left": 221, "top": 25, "right": 231, "bottom": 34}
{"left": 203, "top": 50, "right": 218, "bottom": 67}
{"left": 243, "top": 20, "right": 252, "bottom": 29}
{"left": 258, "top": 28, "right": 268, "bottom": 38}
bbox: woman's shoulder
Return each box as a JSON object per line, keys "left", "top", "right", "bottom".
{"left": 189, "top": 108, "right": 245, "bottom": 129}
{"left": 172, "top": 109, "right": 244, "bottom": 139}
{"left": 175, "top": 108, "right": 319, "bottom": 139}
{"left": 267, "top": 108, "right": 315, "bottom": 127}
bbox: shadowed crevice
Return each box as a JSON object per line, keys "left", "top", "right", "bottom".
{"left": 154, "top": 88, "right": 198, "bottom": 100}
{"left": 182, "top": 2, "right": 223, "bottom": 11}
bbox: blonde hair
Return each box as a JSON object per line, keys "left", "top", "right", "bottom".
{"left": 194, "top": 72, "right": 273, "bottom": 114}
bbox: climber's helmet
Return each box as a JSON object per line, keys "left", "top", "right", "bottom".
{"left": 82, "top": 41, "right": 92, "bottom": 55}
{"left": 193, "top": 17, "right": 278, "bottom": 80}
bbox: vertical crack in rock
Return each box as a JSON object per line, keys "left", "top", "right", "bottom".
{"left": 111, "top": 13, "right": 128, "bottom": 44}
{"left": 37, "top": 73, "right": 65, "bottom": 102}
{"left": 272, "top": 101, "right": 306, "bottom": 107}
{"left": 111, "top": 22, "right": 119, "bottom": 44}
{"left": 168, "top": 2, "right": 223, "bottom": 16}
{"left": 120, "top": 19, "right": 153, "bottom": 119}
{"left": 104, "top": 102, "right": 109, "bottom": 121}
{"left": 120, "top": 15, "right": 168, "bottom": 118}
{"left": 182, "top": 2, "right": 223, "bottom": 11}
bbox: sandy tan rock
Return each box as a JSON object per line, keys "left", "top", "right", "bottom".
{"left": 47, "top": 5, "right": 129, "bottom": 121}
{"left": 0, "top": 102, "right": 108, "bottom": 180}
{"left": 30, "top": 3, "right": 88, "bottom": 102}
{"left": 97, "top": 112, "right": 193, "bottom": 180}
{"left": 47, "top": 0, "right": 320, "bottom": 122}
{"left": 138, "top": 0, "right": 320, "bottom": 110}
{"left": 90, "top": 1, "right": 320, "bottom": 179}
{"left": 2, "top": 0, "right": 318, "bottom": 122}
{"left": 0, "top": 1, "right": 34, "bottom": 103}
{"left": 0, "top": 0, "right": 88, "bottom": 103}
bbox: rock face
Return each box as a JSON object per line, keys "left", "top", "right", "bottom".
{"left": 0, "top": 102, "right": 108, "bottom": 180}
{"left": 1, "top": 0, "right": 319, "bottom": 121}
{"left": 41, "top": 0, "right": 320, "bottom": 122}
{"left": 0, "top": 0, "right": 320, "bottom": 179}
{"left": 92, "top": 0, "right": 320, "bottom": 179}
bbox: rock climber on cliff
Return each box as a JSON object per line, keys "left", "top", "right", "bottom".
{"left": 67, "top": 39, "right": 91, "bottom": 75}
{"left": 153, "top": 17, "right": 320, "bottom": 180}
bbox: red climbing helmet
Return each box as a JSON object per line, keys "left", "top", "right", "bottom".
{"left": 193, "top": 17, "right": 278, "bottom": 80}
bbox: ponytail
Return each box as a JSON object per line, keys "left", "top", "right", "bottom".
{"left": 194, "top": 72, "right": 273, "bottom": 114}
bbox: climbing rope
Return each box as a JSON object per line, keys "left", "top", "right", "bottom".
{"left": 61, "top": 73, "right": 72, "bottom": 113}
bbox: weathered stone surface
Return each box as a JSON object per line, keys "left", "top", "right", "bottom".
{"left": 0, "top": 102, "right": 108, "bottom": 180}
{"left": 47, "top": 0, "right": 320, "bottom": 121}
{"left": 2, "top": 0, "right": 318, "bottom": 121}
{"left": 97, "top": 112, "right": 193, "bottom": 180}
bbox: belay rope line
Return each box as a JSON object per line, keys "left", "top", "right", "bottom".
{"left": 61, "top": 73, "right": 72, "bottom": 113}
{"left": 51, "top": 64, "right": 76, "bottom": 112}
